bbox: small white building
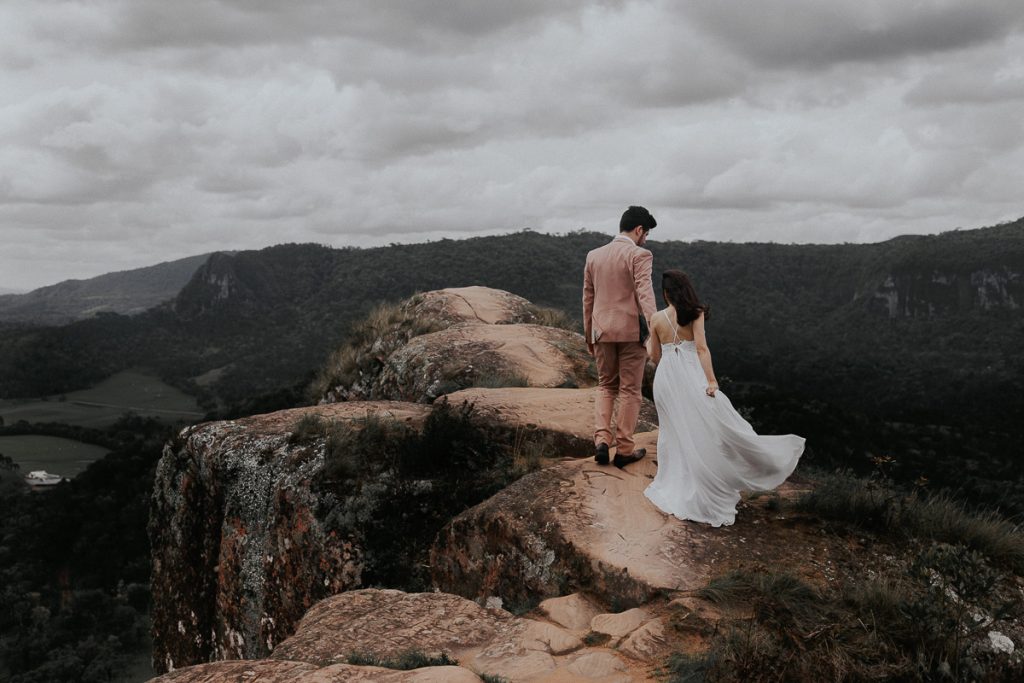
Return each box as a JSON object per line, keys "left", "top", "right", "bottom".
{"left": 25, "top": 470, "right": 63, "bottom": 486}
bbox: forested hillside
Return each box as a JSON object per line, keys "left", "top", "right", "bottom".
{"left": 1, "top": 219, "right": 1019, "bottom": 427}
{"left": 1, "top": 220, "right": 1021, "bottom": 508}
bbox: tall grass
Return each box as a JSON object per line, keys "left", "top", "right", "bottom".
{"left": 525, "top": 304, "right": 577, "bottom": 331}
{"left": 672, "top": 560, "right": 1023, "bottom": 682}
{"left": 667, "top": 471, "right": 1024, "bottom": 681}
{"left": 796, "top": 469, "right": 1024, "bottom": 573}
{"left": 310, "top": 301, "right": 444, "bottom": 401}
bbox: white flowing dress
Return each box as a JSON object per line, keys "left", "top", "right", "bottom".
{"left": 644, "top": 311, "right": 805, "bottom": 527}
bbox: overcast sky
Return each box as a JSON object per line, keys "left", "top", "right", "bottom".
{"left": 2, "top": 1, "right": 1023, "bottom": 290}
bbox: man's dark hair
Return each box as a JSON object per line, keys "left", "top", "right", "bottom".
{"left": 620, "top": 205, "right": 657, "bottom": 233}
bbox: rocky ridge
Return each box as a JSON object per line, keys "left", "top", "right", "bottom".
{"left": 150, "top": 286, "right": 1024, "bottom": 682}
{"left": 318, "top": 287, "right": 596, "bottom": 404}
{"left": 869, "top": 266, "right": 1022, "bottom": 318}
{"left": 153, "top": 588, "right": 678, "bottom": 682}
{"left": 149, "top": 287, "right": 610, "bottom": 673}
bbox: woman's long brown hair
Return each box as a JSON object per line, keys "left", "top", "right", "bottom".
{"left": 661, "top": 270, "right": 710, "bottom": 326}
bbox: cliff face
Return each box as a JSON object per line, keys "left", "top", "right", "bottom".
{"left": 149, "top": 403, "right": 397, "bottom": 672}
{"left": 149, "top": 287, "right": 599, "bottom": 674}
{"left": 170, "top": 252, "right": 251, "bottom": 320}
{"left": 868, "top": 266, "right": 1022, "bottom": 318}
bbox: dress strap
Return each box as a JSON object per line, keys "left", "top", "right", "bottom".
{"left": 662, "top": 310, "right": 680, "bottom": 344}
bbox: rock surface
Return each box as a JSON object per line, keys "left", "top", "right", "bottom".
{"left": 412, "top": 286, "right": 552, "bottom": 327}
{"left": 320, "top": 286, "right": 596, "bottom": 404}
{"left": 149, "top": 289, "right": 611, "bottom": 675}
{"left": 445, "top": 387, "right": 657, "bottom": 457}
{"left": 149, "top": 660, "right": 482, "bottom": 682}
{"left": 148, "top": 286, "right": 851, "bottom": 682}
{"left": 591, "top": 609, "right": 649, "bottom": 640}
{"left": 152, "top": 588, "right": 658, "bottom": 682}
{"left": 150, "top": 402, "right": 429, "bottom": 673}
{"left": 269, "top": 589, "right": 514, "bottom": 666}
{"left": 376, "top": 322, "right": 591, "bottom": 402}
{"left": 539, "top": 593, "right": 603, "bottom": 632}
{"left": 431, "top": 430, "right": 819, "bottom": 609}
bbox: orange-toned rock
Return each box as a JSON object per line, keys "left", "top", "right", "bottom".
{"left": 444, "top": 387, "right": 657, "bottom": 458}
{"left": 618, "top": 618, "right": 669, "bottom": 660}
{"left": 319, "top": 287, "right": 596, "bottom": 404}
{"left": 150, "top": 402, "right": 430, "bottom": 673}
{"left": 591, "top": 608, "right": 649, "bottom": 639}
{"left": 148, "top": 660, "right": 481, "bottom": 682}
{"left": 270, "top": 589, "right": 513, "bottom": 666}
{"left": 539, "top": 593, "right": 603, "bottom": 632}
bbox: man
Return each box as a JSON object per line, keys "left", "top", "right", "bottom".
{"left": 582, "top": 205, "right": 658, "bottom": 468}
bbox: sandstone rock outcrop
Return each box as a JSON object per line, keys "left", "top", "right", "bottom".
{"left": 431, "top": 429, "right": 820, "bottom": 610}
{"left": 151, "top": 287, "right": 604, "bottom": 674}
{"left": 149, "top": 660, "right": 481, "bottom": 682}
{"left": 151, "top": 285, "right": 837, "bottom": 682}
{"left": 444, "top": 387, "right": 657, "bottom": 458}
{"left": 150, "top": 402, "right": 429, "bottom": 672}
{"left": 150, "top": 588, "right": 665, "bottom": 682}
{"left": 319, "top": 286, "right": 596, "bottom": 404}
{"left": 269, "top": 589, "right": 514, "bottom": 666}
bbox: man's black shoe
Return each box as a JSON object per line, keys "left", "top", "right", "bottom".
{"left": 595, "top": 442, "right": 610, "bottom": 465}
{"left": 613, "top": 448, "right": 646, "bottom": 469}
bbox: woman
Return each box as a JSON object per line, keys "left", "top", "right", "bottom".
{"left": 644, "top": 270, "right": 804, "bottom": 527}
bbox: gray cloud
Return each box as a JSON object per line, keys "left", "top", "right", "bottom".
{"left": 0, "top": 1, "right": 1022, "bottom": 290}
{"left": 906, "top": 67, "right": 1024, "bottom": 106}
{"left": 683, "top": 1, "right": 1024, "bottom": 69}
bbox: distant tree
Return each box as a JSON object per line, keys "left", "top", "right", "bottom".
{"left": 0, "top": 452, "right": 17, "bottom": 471}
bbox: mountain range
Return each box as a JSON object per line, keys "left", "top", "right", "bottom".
{"left": 0, "top": 253, "right": 213, "bottom": 325}
{"left": 0, "top": 219, "right": 1020, "bottom": 425}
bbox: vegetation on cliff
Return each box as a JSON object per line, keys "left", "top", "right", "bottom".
{"left": 296, "top": 399, "right": 547, "bottom": 591}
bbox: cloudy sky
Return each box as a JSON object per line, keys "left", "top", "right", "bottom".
{"left": 2, "top": 1, "right": 1023, "bottom": 290}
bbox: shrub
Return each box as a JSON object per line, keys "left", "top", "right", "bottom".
{"left": 288, "top": 413, "right": 329, "bottom": 444}
{"left": 470, "top": 370, "right": 530, "bottom": 389}
{"left": 525, "top": 304, "right": 576, "bottom": 331}
{"left": 675, "top": 486, "right": 1024, "bottom": 683}
{"left": 346, "top": 650, "right": 457, "bottom": 669}
{"left": 478, "top": 674, "right": 509, "bottom": 683}
{"left": 310, "top": 301, "right": 444, "bottom": 400}
{"left": 315, "top": 400, "right": 547, "bottom": 590}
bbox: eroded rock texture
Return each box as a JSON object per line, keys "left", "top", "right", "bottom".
{"left": 430, "top": 454, "right": 665, "bottom": 612}
{"left": 319, "top": 286, "right": 596, "bottom": 404}
{"left": 270, "top": 589, "right": 515, "bottom": 666}
{"left": 150, "top": 402, "right": 428, "bottom": 673}
{"left": 149, "top": 588, "right": 663, "bottom": 682}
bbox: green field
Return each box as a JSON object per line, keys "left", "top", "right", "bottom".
{"left": 0, "top": 435, "right": 112, "bottom": 479}
{"left": 0, "top": 369, "right": 205, "bottom": 429}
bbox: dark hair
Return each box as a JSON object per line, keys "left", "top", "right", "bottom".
{"left": 620, "top": 205, "right": 657, "bottom": 233}
{"left": 661, "top": 270, "right": 710, "bottom": 326}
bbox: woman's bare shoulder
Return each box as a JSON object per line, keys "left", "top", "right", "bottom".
{"left": 651, "top": 308, "right": 671, "bottom": 333}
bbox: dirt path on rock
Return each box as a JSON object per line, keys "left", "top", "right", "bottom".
{"left": 446, "top": 387, "right": 657, "bottom": 444}
{"left": 569, "top": 432, "right": 711, "bottom": 593}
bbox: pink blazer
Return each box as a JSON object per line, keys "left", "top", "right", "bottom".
{"left": 582, "top": 236, "right": 657, "bottom": 344}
